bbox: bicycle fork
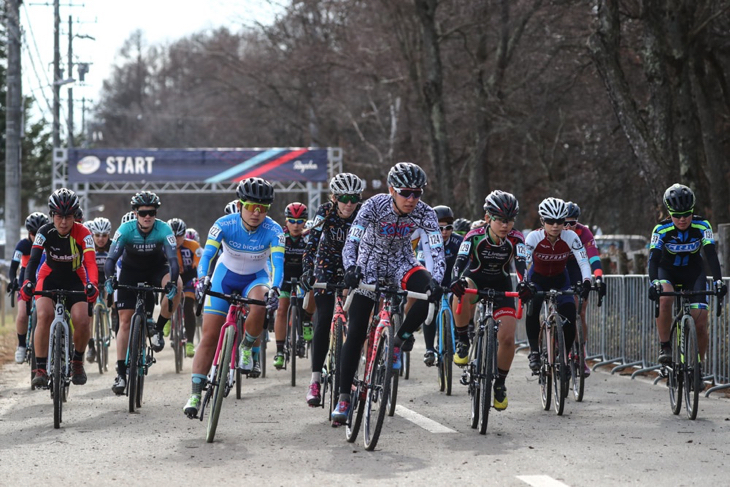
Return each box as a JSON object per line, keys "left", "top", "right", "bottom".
{"left": 47, "top": 304, "right": 71, "bottom": 385}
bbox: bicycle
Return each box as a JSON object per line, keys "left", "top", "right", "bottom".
{"left": 343, "top": 280, "right": 434, "bottom": 451}
{"left": 92, "top": 292, "right": 112, "bottom": 375}
{"left": 281, "top": 278, "right": 306, "bottom": 386}
{"left": 115, "top": 282, "right": 169, "bottom": 413}
{"left": 170, "top": 297, "right": 186, "bottom": 373}
{"left": 568, "top": 282, "right": 604, "bottom": 403}
{"left": 32, "top": 289, "right": 91, "bottom": 429}
{"left": 457, "top": 288, "right": 520, "bottom": 434}
{"left": 435, "top": 291, "right": 456, "bottom": 395}
{"left": 655, "top": 288, "right": 719, "bottom": 420}
{"left": 24, "top": 298, "right": 39, "bottom": 389}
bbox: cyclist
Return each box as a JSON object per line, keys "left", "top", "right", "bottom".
{"left": 104, "top": 191, "right": 182, "bottom": 395}
{"left": 224, "top": 200, "right": 238, "bottom": 215}
{"left": 449, "top": 191, "right": 526, "bottom": 410}
{"left": 522, "top": 197, "right": 592, "bottom": 373}
{"left": 272, "top": 202, "right": 314, "bottom": 370}
{"left": 332, "top": 162, "right": 445, "bottom": 423}
{"left": 85, "top": 217, "right": 113, "bottom": 363}
{"left": 564, "top": 201, "right": 605, "bottom": 377}
{"left": 183, "top": 177, "right": 284, "bottom": 417}
{"left": 19, "top": 189, "right": 98, "bottom": 387}
{"left": 8, "top": 212, "right": 50, "bottom": 363}
{"left": 300, "top": 173, "right": 364, "bottom": 406}
{"left": 453, "top": 218, "right": 471, "bottom": 237}
{"left": 648, "top": 184, "right": 726, "bottom": 365}
{"left": 165, "top": 218, "right": 202, "bottom": 358}
{"left": 421, "top": 205, "right": 463, "bottom": 366}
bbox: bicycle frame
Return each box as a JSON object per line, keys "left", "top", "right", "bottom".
{"left": 436, "top": 293, "right": 456, "bottom": 363}
{"left": 207, "top": 301, "right": 245, "bottom": 398}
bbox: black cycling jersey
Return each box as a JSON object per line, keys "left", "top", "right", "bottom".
{"left": 649, "top": 216, "right": 722, "bottom": 282}
{"left": 283, "top": 231, "right": 307, "bottom": 280}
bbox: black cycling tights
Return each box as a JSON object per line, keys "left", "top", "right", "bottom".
{"left": 525, "top": 296, "right": 576, "bottom": 354}
{"left": 184, "top": 298, "right": 196, "bottom": 343}
{"left": 311, "top": 293, "right": 336, "bottom": 373}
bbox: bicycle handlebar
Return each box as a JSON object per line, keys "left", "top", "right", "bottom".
{"left": 456, "top": 289, "right": 522, "bottom": 318}
{"left": 304, "top": 281, "right": 348, "bottom": 309}
{"left": 33, "top": 289, "right": 93, "bottom": 316}
{"left": 654, "top": 289, "right": 721, "bottom": 317}
{"left": 115, "top": 283, "right": 172, "bottom": 313}
{"left": 343, "top": 282, "right": 435, "bottom": 323}
{"left": 205, "top": 289, "right": 267, "bottom": 307}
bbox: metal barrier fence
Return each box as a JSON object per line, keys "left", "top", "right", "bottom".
{"left": 513, "top": 274, "right": 730, "bottom": 397}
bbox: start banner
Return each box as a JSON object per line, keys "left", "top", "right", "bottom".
{"left": 67, "top": 148, "right": 330, "bottom": 183}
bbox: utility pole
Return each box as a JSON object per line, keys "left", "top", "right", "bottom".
{"left": 5, "top": 0, "right": 23, "bottom": 260}
{"left": 67, "top": 15, "right": 74, "bottom": 148}
{"left": 53, "top": 0, "right": 61, "bottom": 151}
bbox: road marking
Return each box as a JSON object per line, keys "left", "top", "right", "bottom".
{"left": 394, "top": 405, "right": 456, "bottom": 433}
{"left": 517, "top": 475, "right": 571, "bottom": 487}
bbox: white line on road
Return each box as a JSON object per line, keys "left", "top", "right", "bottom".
{"left": 516, "top": 475, "right": 571, "bottom": 487}
{"left": 394, "top": 404, "right": 457, "bottom": 433}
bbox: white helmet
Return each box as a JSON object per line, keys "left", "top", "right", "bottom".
{"left": 224, "top": 199, "right": 238, "bottom": 215}
{"left": 121, "top": 211, "right": 136, "bottom": 225}
{"left": 470, "top": 220, "right": 486, "bottom": 230}
{"left": 538, "top": 197, "right": 568, "bottom": 220}
{"left": 92, "top": 217, "right": 112, "bottom": 235}
{"left": 329, "top": 173, "right": 364, "bottom": 195}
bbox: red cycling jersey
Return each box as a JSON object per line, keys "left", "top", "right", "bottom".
{"left": 25, "top": 222, "right": 98, "bottom": 287}
{"left": 524, "top": 228, "right": 591, "bottom": 279}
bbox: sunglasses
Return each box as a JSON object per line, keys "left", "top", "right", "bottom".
{"left": 439, "top": 225, "right": 454, "bottom": 231}
{"left": 287, "top": 218, "right": 305, "bottom": 225}
{"left": 564, "top": 220, "right": 577, "bottom": 227}
{"left": 670, "top": 211, "right": 692, "bottom": 219}
{"left": 491, "top": 216, "right": 515, "bottom": 225}
{"left": 94, "top": 233, "right": 109, "bottom": 238}
{"left": 137, "top": 210, "right": 157, "bottom": 218}
{"left": 543, "top": 218, "right": 565, "bottom": 226}
{"left": 240, "top": 201, "right": 271, "bottom": 213}
{"left": 393, "top": 188, "right": 423, "bottom": 199}
{"left": 337, "top": 194, "right": 362, "bottom": 204}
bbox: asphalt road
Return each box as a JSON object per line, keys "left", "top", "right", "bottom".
{"left": 1, "top": 335, "right": 728, "bottom": 486}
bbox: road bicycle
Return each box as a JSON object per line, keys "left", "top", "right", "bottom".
{"left": 170, "top": 297, "right": 186, "bottom": 373}
{"left": 282, "top": 278, "right": 307, "bottom": 387}
{"left": 655, "top": 288, "right": 719, "bottom": 420}
{"left": 457, "top": 288, "right": 520, "bottom": 434}
{"left": 193, "top": 285, "right": 266, "bottom": 442}
{"left": 32, "top": 289, "right": 91, "bottom": 429}
{"left": 115, "top": 282, "right": 169, "bottom": 413}
{"left": 569, "top": 282, "right": 604, "bottom": 402}
{"left": 92, "top": 292, "right": 112, "bottom": 375}
{"left": 344, "top": 280, "right": 433, "bottom": 451}
{"left": 434, "top": 291, "right": 456, "bottom": 395}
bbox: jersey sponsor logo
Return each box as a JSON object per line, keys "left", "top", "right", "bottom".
{"left": 379, "top": 222, "right": 415, "bottom": 238}
{"left": 427, "top": 231, "right": 443, "bottom": 248}
{"left": 208, "top": 225, "right": 222, "bottom": 239}
{"left": 458, "top": 241, "right": 471, "bottom": 255}
{"left": 33, "top": 233, "right": 46, "bottom": 246}
{"left": 666, "top": 241, "right": 701, "bottom": 253}
{"left": 225, "top": 240, "right": 267, "bottom": 251}
{"left": 349, "top": 224, "right": 365, "bottom": 241}
{"left": 84, "top": 235, "right": 94, "bottom": 249}
{"left": 166, "top": 235, "right": 176, "bottom": 247}
{"left": 516, "top": 243, "right": 527, "bottom": 259}
{"left": 328, "top": 226, "right": 347, "bottom": 243}
{"left": 533, "top": 251, "right": 570, "bottom": 261}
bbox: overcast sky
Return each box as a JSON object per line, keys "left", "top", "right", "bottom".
{"left": 20, "top": 0, "right": 282, "bottom": 124}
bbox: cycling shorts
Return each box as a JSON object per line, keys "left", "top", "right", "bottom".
{"left": 37, "top": 271, "right": 86, "bottom": 310}
{"left": 204, "top": 263, "right": 269, "bottom": 316}
{"left": 462, "top": 272, "right": 516, "bottom": 317}
{"left": 657, "top": 266, "right": 708, "bottom": 309}
{"left": 116, "top": 264, "right": 169, "bottom": 310}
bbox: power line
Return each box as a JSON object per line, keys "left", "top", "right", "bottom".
{"left": 21, "top": 1, "right": 55, "bottom": 117}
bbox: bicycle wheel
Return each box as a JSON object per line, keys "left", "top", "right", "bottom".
{"left": 29, "top": 313, "right": 37, "bottom": 389}
{"left": 364, "top": 325, "right": 394, "bottom": 451}
{"left": 538, "top": 324, "right": 552, "bottom": 411}
{"left": 128, "top": 314, "right": 142, "bottom": 413}
{"left": 94, "top": 306, "right": 104, "bottom": 375}
{"left": 236, "top": 315, "right": 244, "bottom": 399}
{"left": 260, "top": 328, "right": 267, "bottom": 379}
{"left": 571, "top": 317, "right": 585, "bottom": 402}
{"left": 100, "top": 308, "right": 110, "bottom": 373}
{"left": 470, "top": 335, "right": 481, "bottom": 429}
{"left": 552, "top": 317, "right": 568, "bottom": 415}
{"left": 479, "top": 318, "right": 496, "bottom": 435}
{"left": 136, "top": 324, "right": 147, "bottom": 409}
{"left": 328, "top": 316, "right": 345, "bottom": 420}
{"left": 346, "top": 342, "right": 367, "bottom": 443}
{"left": 438, "top": 309, "right": 454, "bottom": 396}
{"left": 172, "top": 306, "right": 184, "bottom": 374}
{"left": 668, "top": 322, "right": 683, "bottom": 415}
{"left": 288, "top": 303, "right": 300, "bottom": 387}
{"left": 681, "top": 315, "right": 700, "bottom": 420}
{"left": 207, "top": 326, "right": 234, "bottom": 443}
{"left": 403, "top": 351, "right": 410, "bottom": 380}
{"left": 52, "top": 324, "right": 64, "bottom": 429}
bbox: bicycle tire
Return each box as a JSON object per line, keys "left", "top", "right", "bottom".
{"left": 668, "top": 323, "right": 682, "bottom": 415}
{"left": 29, "top": 310, "right": 37, "bottom": 389}
{"left": 173, "top": 305, "right": 184, "bottom": 374}
{"left": 94, "top": 306, "right": 104, "bottom": 375}
{"left": 207, "top": 326, "right": 233, "bottom": 443}
{"left": 443, "top": 309, "right": 454, "bottom": 395}
{"left": 136, "top": 340, "right": 146, "bottom": 409}
{"left": 681, "top": 315, "right": 700, "bottom": 420}
{"left": 572, "top": 316, "right": 585, "bottom": 402}
{"left": 479, "top": 318, "right": 497, "bottom": 435}
{"left": 539, "top": 323, "right": 551, "bottom": 411}
{"left": 346, "top": 343, "right": 367, "bottom": 443}
{"left": 101, "top": 307, "right": 110, "bottom": 373}
{"left": 470, "top": 334, "right": 481, "bottom": 429}
{"left": 364, "top": 325, "right": 394, "bottom": 451}
{"left": 128, "top": 314, "right": 142, "bottom": 413}
{"left": 236, "top": 314, "right": 244, "bottom": 399}
{"left": 289, "top": 303, "right": 299, "bottom": 387}
{"left": 403, "top": 351, "right": 410, "bottom": 380}
{"left": 387, "top": 314, "right": 402, "bottom": 417}
{"left": 328, "top": 316, "right": 345, "bottom": 420}
{"left": 552, "top": 316, "right": 567, "bottom": 415}
{"left": 52, "top": 324, "right": 64, "bottom": 429}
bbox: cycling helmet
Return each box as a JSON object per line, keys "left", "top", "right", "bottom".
{"left": 471, "top": 220, "right": 486, "bottom": 230}
{"left": 83, "top": 220, "right": 95, "bottom": 232}
{"left": 130, "top": 191, "right": 161, "bottom": 209}
{"left": 538, "top": 197, "right": 568, "bottom": 220}
{"left": 236, "top": 177, "right": 275, "bottom": 204}
{"left": 329, "top": 173, "right": 365, "bottom": 195}
{"left": 48, "top": 188, "right": 80, "bottom": 217}
{"left": 484, "top": 190, "right": 519, "bottom": 219}
{"left": 433, "top": 205, "right": 454, "bottom": 223}
{"left": 121, "top": 211, "right": 136, "bottom": 225}
{"left": 186, "top": 228, "right": 200, "bottom": 242}
{"left": 224, "top": 199, "right": 239, "bottom": 215}
{"left": 663, "top": 183, "right": 695, "bottom": 213}
{"left": 167, "top": 218, "right": 187, "bottom": 237}
{"left": 285, "top": 202, "right": 308, "bottom": 219}
{"left": 74, "top": 207, "right": 84, "bottom": 222}
{"left": 453, "top": 218, "right": 471, "bottom": 234}
{"left": 387, "top": 162, "right": 427, "bottom": 189}
{"left": 565, "top": 201, "right": 581, "bottom": 219}
{"left": 93, "top": 217, "right": 112, "bottom": 235}
{"left": 25, "top": 212, "right": 50, "bottom": 234}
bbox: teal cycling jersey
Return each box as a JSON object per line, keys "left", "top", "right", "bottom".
{"left": 198, "top": 213, "right": 285, "bottom": 288}
{"left": 105, "top": 220, "right": 179, "bottom": 281}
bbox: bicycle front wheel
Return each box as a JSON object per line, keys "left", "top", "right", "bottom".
{"left": 681, "top": 315, "right": 701, "bottom": 420}
{"left": 552, "top": 317, "right": 567, "bottom": 416}
{"left": 364, "top": 325, "right": 394, "bottom": 451}
{"left": 571, "top": 316, "right": 585, "bottom": 402}
{"left": 128, "top": 314, "right": 142, "bottom": 413}
{"left": 52, "top": 324, "right": 64, "bottom": 429}
{"left": 470, "top": 336, "right": 481, "bottom": 429}
{"left": 538, "top": 324, "right": 552, "bottom": 411}
{"left": 172, "top": 306, "right": 184, "bottom": 374}
{"left": 100, "top": 307, "right": 110, "bottom": 373}
{"left": 479, "top": 319, "right": 496, "bottom": 435}
{"left": 288, "top": 303, "right": 300, "bottom": 387}
{"left": 94, "top": 306, "right": 105, "bottom": 375}
{"left": 438, "top": 309, "right": 454, "bottom": 395}
{"left": 207, "top": 326, "right": 234, "bottom": 443}
{"left": 668, "top": 322, "right": 683, "bottom": 415}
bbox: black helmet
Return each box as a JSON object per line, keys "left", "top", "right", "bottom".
{"left": 74, "top": 207, "right": 84, "bottom": 222}
{"left": 432, "top": 205, "right": 454, "bottom": 223}
{"left": 167, "top": 218, "right": 187, "bottom": 237}
{"left": 236, "top": 177, "right": 275, "bottom": 204}
{"left": 25, "top": 212, "right": 50, "bottom": 234}
{"left": 484, "top": 190, "right": 519, "bottom": 219}
{"left": 663, "top": 183, "right": 695, "bottom": 213}
{"left": 131, "top": 191, "right": 161, "bottom": 209}
{"left": 453, "top": 218, "right": 471, "bottom": 234}
{"left": 387, "top": 162, "right": 427, "bottom": 189}
{"left": 48, "top": 188, "right": 80, "bottom": 217}
{"left": 565, "top": 201, "right": 580, "bottom": 219}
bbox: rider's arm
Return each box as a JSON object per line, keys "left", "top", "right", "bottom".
{"left": 197, "top": 220, "right": 225, "bottom": 279}
{"left": 269, "top": 226, "right": 286, "bottom": 289}
{"left": 418, "top": 207, "right": 445, "bottom": 283}
{"left": 104, "top": 225, "right": 127, "bottom": 279}
{"left": 647, "top": 224, "right": 663, "bottom": 282}
{"left": 160, "top": 224, "right": 180, "bottom": 282}
{"left": 302, "top": 203, "right": 328, "bottom": 274}
{"left": 451, "top": 232, "right": 473, "bottom": 280}
{"left": 343, "top": 198, "right": 376, "bottom": 269}
{"left": 8, "top": 240, "right": 26, "bottom": 280}
{"left": 566, "top": 230, "right": 592, "bottom": 281}
{"left": 699, "top": 220, "right": 723, "bottom": 281}
{"left": 510, "top": 230, "right": 528, "bottom": 281}
{"left": 579, "top": 225, "right": 603, "bottom": 278}
{"left": 77, "top": 224, "right": 98, "bottom": 286}
{"left": 523, "top": 230, "right": 539, "bottom": 277}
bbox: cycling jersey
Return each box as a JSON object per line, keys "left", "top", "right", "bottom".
{"left": 567, "top": 222, "right": 602, "bottom": 276}
{"left": 343, "top": 193, "right": 445, "bottom": 290}
{"left": 453, "top": 227, "right": 526, "bottom": 281}
{"left": 8, "top": 238, "right": 32, "bottom": 284}
{"left": 649, "top": 216, "right": 722, "bottom": 282}
{"left": 105, "top": 220, "right": 179, "bottom": 282}
{"left": 303, "top": 201, "right": 359, "bottom": 288}
{"left": 524, "top": 229, "right": 591, "bottom": 280}
{"left": 417, "top": 232, "right": 462, "bottom": 286}
{"left": 177, "top": 238, "right": 202, "bottom": 288}
{"left": 95, "top": 241, "right": 111, "bottom": 283}
{"left": 25, "top": 222, "right": 97, "bottom": 287}
{"left": 282, "top": 231, "right": 306, "bottom": 281}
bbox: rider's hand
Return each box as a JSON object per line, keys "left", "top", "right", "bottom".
{"left": 104, "top": 276, "right": 116, "bottom": 296}
{"left": 19, "top": 280, "right": 34, "bottom": 302}
{"left": 344, "top": 266, "right": 362, "bottom": 289}
{"left": 164, "top": 281, "right": 178, "bottom": 301}
{"left": 648, "top": 280, "right": 662, "bottom": 301}
{"left": 426, "top": 277, "right": 443, "bottom": 303}
{"left": 450, "top": 277, "right": 466, "bottom": 298}
{"left": 195, "top": 276, "right": 210, "bottom": 301}
{"left": 580, "top": 279, "right": 592, "bottom": 300}
{"left": 266, "top": 287, "right": 280, "bottom": 311}
{"left": 300, "top": 270, "right": 315, "bottom": 292}
{"left": 86, "top": 283, "right": 99, "bottom": 303}
{"left": 517, "top": 281, "right": 534, "bottom": 301}
{"left": 714, "top": 280, "right": 727, "bottom": 300}
{"left": 7, "top": 278, "right": 19, "bottom": 295}
{"left": 595, "top": 276, "right": 606, "bottom": 298}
